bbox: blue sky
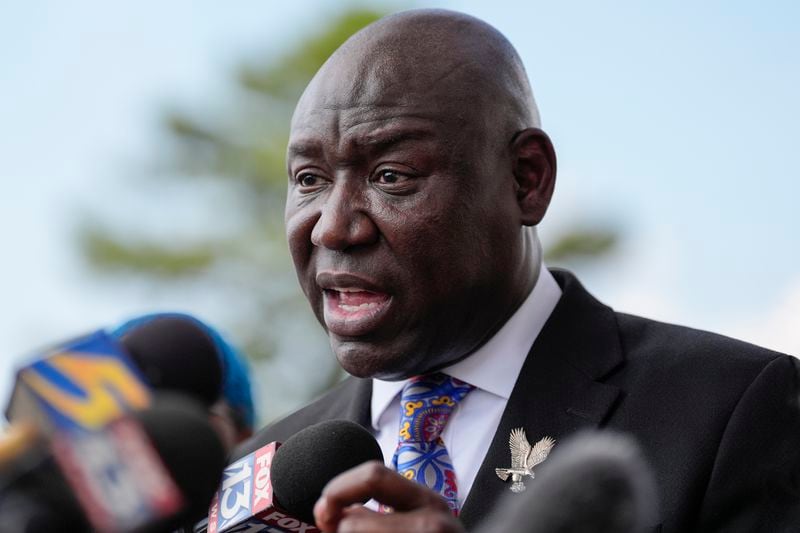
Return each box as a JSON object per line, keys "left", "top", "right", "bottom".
{"left": 1, "top": 1, "right": 798, "bottom": 410}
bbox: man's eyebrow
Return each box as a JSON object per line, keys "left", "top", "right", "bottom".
{"left": 287, "top": 141, "right": 322, "bottom": 159}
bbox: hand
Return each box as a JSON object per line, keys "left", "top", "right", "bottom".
{"left": 313, "top": 461, "right": 466, "bottom": 533}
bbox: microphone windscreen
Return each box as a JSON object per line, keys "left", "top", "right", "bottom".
{"left": 270, "top": 419, "right": 383, "bottom": 523}
{"left": 0, "top": 454, "right": 89, "bottom": 533}
{"left": 134, "top": 394, "right": 227, "bottom": 524}
{"left": 120, "top": 316, "right": 223, "bottom": 407}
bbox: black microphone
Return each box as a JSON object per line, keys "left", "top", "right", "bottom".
{"left": 0, "top": 395, "right": 226, "bottom": 533}
{"left": 133, "top": 394, "right": 227, "bottom": 526}
{"left": 203, "top": 419, "right": 383, "bottom": 533}
{"left": 474, "top": 430, "right": 658, "bottom": 533}
{"left": 118, "top": 315, "right": 224, "bottom": 408}
{"left": 0, "top": 429, "right": 89, "bottom": 533}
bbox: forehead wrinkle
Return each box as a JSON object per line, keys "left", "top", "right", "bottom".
{"left": 327, "top": 107, "right": 446, "bottom": 139}
{"left": 333, "top": 102, "right": 444, "bottom": 125}
{"left": 334, "top": 128, "right": 438, "bottom": 168}
{"left": 339, "top": 113, "right": 442, "bottom": 135}
{"left": 357, "top": 128, "right": 435, "bottom": 148}
{"left": 337, "top": 129, "right": 438, "bottom": 162}
{"left": 290, "top": 108, "right": 442, "bottom": 153}
{"left": 327, "top": 64, "right": 474, "bottom": 117}
{"left": 334, "top": 104, "right": 447, "bottom": 140}
{"left": 312, "top": 58, "right": 499, "bottom": 144}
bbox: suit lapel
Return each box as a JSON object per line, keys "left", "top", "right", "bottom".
{"left": 459, "top": 269, "right": 624, "bottom": 529}
{"left": 341, "top": 376, "right": 373, "bottom": 428}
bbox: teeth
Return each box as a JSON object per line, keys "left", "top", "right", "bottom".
{"left": 334, "top": 287, "right": 368, "bottom": 293}
{"left": 339, "top": 302, "right": 379, "bottom": 312}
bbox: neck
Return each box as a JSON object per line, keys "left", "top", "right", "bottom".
{"left": 518, "top": 227, "right": 542, "bottom": 299}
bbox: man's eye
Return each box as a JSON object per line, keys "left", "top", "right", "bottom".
{"left": 376, "top": 169, "right": 405, "bottom": 184}
{"left": 297, "top": 173, "right": 320, "bottom": 187}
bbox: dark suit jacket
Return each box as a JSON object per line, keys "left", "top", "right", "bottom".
{"left": 239, "top": 270, "right": 800, "bottom": 532}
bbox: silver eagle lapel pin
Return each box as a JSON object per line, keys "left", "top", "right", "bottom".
{"left": 495, "top": 428, "right": 555, "bottom": 493}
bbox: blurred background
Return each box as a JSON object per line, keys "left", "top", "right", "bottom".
{"left": 2, "top": 0, "right": 798, "bottom": 427}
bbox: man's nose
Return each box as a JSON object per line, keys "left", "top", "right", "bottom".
{"left": 310, "top": 185, "right": 379, "bottom": 251}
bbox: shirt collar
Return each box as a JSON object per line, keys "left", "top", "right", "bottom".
{"left": 370, "top": 266, "right": 562, "bottom": 430}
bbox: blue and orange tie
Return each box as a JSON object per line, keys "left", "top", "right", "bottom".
{"left": 390, "top": 373, "right": 474, "bottom": 515}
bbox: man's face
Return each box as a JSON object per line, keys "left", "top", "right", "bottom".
{"left": 285, "top": 60, "right": 527, "bottom": 379}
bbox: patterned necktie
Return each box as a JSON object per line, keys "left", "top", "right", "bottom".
{"left": 391, "top": 373, "right": 474, "bottom": 515}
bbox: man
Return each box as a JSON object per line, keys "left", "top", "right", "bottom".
{"left": 239, "top": 9, "right": 800, "bottom": 532}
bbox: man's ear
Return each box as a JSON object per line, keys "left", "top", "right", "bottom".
{"left": 510, "top": 128, "right": 557, "bottom": 226}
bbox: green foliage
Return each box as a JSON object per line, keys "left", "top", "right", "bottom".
{"left": 82, "top": 229, "right": 216, "bottom": 278}
{"left": 544, "top": 227, "right": 619, "bottom": 264}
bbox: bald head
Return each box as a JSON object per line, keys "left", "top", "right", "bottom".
{"left": 293, "top": 9, "right": 540, "bottom": 137}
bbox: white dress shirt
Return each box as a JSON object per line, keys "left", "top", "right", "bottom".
{"left": 370, "top": 267, "right": 562, "bottom": 506}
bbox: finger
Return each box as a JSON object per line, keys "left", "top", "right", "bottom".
{"left": 337, "top": 508, "right": 464, "bottom": 533}
{"left": 314, "top": 494, "right": 375, "bottom": 531}
{"left": 314, "top": 461, "right": 450, "bottom": 530}
{"left": 314, "top": 503, "right": 374, "bottom": 533}
{"left": 341, "top": 504, "right": 377, "bottom": 519}
{"left": 323, "top": 461, "right": 449, "bottom": 512}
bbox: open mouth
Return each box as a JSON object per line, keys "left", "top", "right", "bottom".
{"left": 322, "top": 288, "right": 392, "bottom": 337}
